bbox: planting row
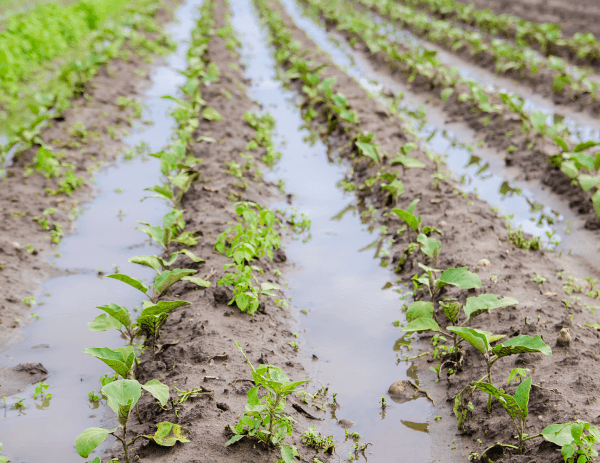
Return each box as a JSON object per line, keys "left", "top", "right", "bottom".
{"left": 0, "top": 0, "right": 175, "bottom": 168}
{"left": 353, "top": 0, "right": 600, "bottom": 114}
{"left": 297, "top": 0, "right": 600, "bottom": 222}
{"left": 251, "top": 0, "right": 600, "bottom": 460}
{"left": 391, "top": 0, "right": 600, "bottom": 68}
{"left": 65, "top": 0, "right": 336, "bottom": 462}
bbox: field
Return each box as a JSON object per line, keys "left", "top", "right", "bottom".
{"left": 1, "top": 0, "right": 600, "bottom": 462}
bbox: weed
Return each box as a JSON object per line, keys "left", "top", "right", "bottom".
{"left": 301, "top": 426, "right": 335, "bottom": 453}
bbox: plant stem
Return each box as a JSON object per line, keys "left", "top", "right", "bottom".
{"left": 487, "top": 362, "right": 493, "bottom": 413}
{"left": 122, "top": 422, "right": 130, "bottom": 463}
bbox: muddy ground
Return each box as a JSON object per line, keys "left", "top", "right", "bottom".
{"left": 0, "top": 1, "right": 177, "bottom": 350}
{"left": 456, "top": 0, "right": 600, "bottom": 42}
{"left": 254, "top": 0, "right": 600, "bottom": 460}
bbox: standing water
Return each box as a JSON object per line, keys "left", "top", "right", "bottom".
{"left": 230, "top": 0, "right": 450, "bottom": 460}
{"left": 0, "top": 1, "right": 202, "bottom": 461}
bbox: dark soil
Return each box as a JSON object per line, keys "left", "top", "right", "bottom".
{"left": 257, "top": 0, "right": 600, "bottom": 460}
{"left": 124, "top": 1, "right": 334, "bottom": 461}
{"left": 0, "top": 1, "right": 178, "bottom": 351}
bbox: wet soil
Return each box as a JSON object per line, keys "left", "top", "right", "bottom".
{"left": 456, "top": 0, "right": 600, "bottom": 43}
{"left": 298, "top": 0, "right": 600, "bottom": 231}
{"left": 254, "top": 0, "right": 600, "bottom": 460}
{"left": 0, "top": 0, "right": 178, "bottom": 351}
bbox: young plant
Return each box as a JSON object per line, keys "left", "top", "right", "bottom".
{"left": 474, "top": 377, "right": 534, "bottom": 453}
{"left": 301, "top": 426, "right": 335, "bottom": 454}
{"left": 542, "top": 420, "right": 600, "bottom": 462}
{"left": 225, "top": 343, "right": 309, "bottom": 463}
{"left": 75, "top": 379, "right": 185, "bottom": 463}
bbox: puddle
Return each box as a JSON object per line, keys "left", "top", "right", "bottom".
{"left": 275, "top": 0, "right": 600, "bottom": 273}
{"left": 231, "top": 0, "right": 439, "bottom": 460}
{"left": 362, "top": 5, "right": 600, "bottom": 143}
{"left": 0, "top": 1, "right": 202, "bottom": 461}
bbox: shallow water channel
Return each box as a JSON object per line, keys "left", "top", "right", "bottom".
{"left": 0, "top": 1, "right": 202, "bottom": 461}
{"left": 231, "top": 1, "right": 440, "bottom": 461}
{"left": 276, "top": 0, "right": 600, "bottom": 273}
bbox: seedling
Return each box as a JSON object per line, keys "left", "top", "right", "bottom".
{"left": 301, "top": 426, "right": 335, "bottom": 454}
{"left": 542, "top": 420, "right": 600, "bottom": 462}
{"left": 225, "top": 343, "right": 309, "bottom": 463}
{"left": 75, "top": 379, "right": 183, "bottom": 463}
{"left": 33, "top": 382, "right": 51, "bottom": 401}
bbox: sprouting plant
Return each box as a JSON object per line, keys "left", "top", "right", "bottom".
{"left": 475, "top": 377, "right": 534, "bottom": 453}
{"left": 75, "top": 379, "right": 184, "bottom": 463}
{"left": 33, "top": 382, "right": 51, "bottom": 401}
{"left": 88, "top": 391, "right": 101, "bottom": 403}
{"left": 87, "top": 300, "right": 190, "bottom": 360}
{"left": 225, "top": 343, "right": 309, "bottom": 463}
{"left": 542, "top": 420, "right": 600, "bottom": 462}
{"left": 532, "top": 275, "right": 546, "bottom": 285}
{"left": 12, "top": 397, "right": 26, "bottom": 413}
{"left": 301, "top": 426, "right": 335, "bottom": 454}
{"left": 507, "top": 368, "right": 530, "bottom": 385}
{"left": 0, "top": 443, "right": 7, "bottom": 463}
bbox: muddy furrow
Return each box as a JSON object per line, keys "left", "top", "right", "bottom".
{"left": 249, "top": 0, "right": 600, "bottom": 460}
{"left": 0, "top": 0, "right": 179, "bottom": 350}
{"left": 294, "top": 0, "right": 600, "bottom": 230}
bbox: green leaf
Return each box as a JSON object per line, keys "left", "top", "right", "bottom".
{"left": 561, "top": 160, "right": 579, "bottom": 179}
{"left": 401, "top": 318, "right": 440, "bottom": 332}
{"left": 202, "top": 107, "right": 223, "bottom": 121}
{"left": 179, "top": 249, "right": 204, "bottom": 263}
{"left": 129, "top": 255, "right": 163, "bottom": 273}
{"left": 102, "top": 379, "right": 142, "bottom": 415}
{"left": 530, "top": 109, "right": 547, "bottom": 131}
{"left": 405, "top": 301, "right": 434, "bottom": 322}
{"left": 356, "top": 141, "right": 379, "bottom": 163}
{"left": 464, "top": 294, "right": 518, "bottom": 319}
{"left": 95, "top": 303, "right": 132, "bottom": 327}
{"left": 593, "top": 190, "right": 600, "bottom": 217}
{"left": 474, "top": 382, "right": 522, "bottom": 420}
{"left": 542, "top": 423, "right": 575, "bottom": 446}
{"left": 142, "top": 379, "right": 170, "bottom": 407}
{"left": 83, "top": 346, "right": 135, "bottom": 378}
{"left": 280, "top": 444, "right": 299, "bottom": 463}
{"left": 574, "top": 141, "right": 600, "bottom": 152}
{"left": 75, "top": 428, "right": 113, "bottom": 458}
{"left": 392, "top": 207, "right": 420, "bottom": 232}
{"left": 390, "top": 153, "right": 425, "bottom": 168}
{"left": 492, "top": 334, "right": 552, "bottom": 358}
{"left": 578, "top": 174, "right": 600, "bottom": 192}
{"left": 143, "top": 422, "right": 190, "bottom": 446}
{"left": 88, "top": 313, "right": 123, "bottom": 332}
{"left": 438, "top": 267, "right": 481, "bottom": 290}
{"left": 447, "top": 326, "right": 492, "bottom": 355}
{"left": 144, "top": 185, "right": 174, "bottom": 200}
{"left": 181, "top": 276, "right": 211, "bottom": 287}
{"left": 406, "top": 199, "right": 419, "bottom": 215}
{"left": 554, "top": 136, "right": 570, "bottom": 152}
{"left": 154, "top": 269, "right": 196, "bottom": 295}
{"left": 137, "top": 225, "right": 169, "bottom": 250}
{"left": 441, "top": 88, "right": 454, "bottom": 102}
{"left": 225, "top": 434, "right": 245, "bottom": 446}
{"left": 106, "top": 274, "right": 149, "bottom": 295}
{"left": 417, "top": 233, "right": 441, "bottom": 259}
{"left": 514, "top": 377, "right": 532, "bottom": 419}
{"left": 441, "top": 301, "right": 461, "bottom": 322}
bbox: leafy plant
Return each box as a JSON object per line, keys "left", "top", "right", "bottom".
{"left": 301, "top": 426, "right": 335, "bottom": 453}
{"left": 75, "top": 379, "right": 184, "bottom": 463}
{"left": 542, "top": 421, "right": 600, "bottom": 462}
{"left": 225, "top": 343, "right": 309, "bottom": 462}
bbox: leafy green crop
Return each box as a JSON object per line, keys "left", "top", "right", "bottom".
{"left": 542, "top": 421, "right": 600, "bottom": 462}
{"left": 225, "top": 343, "right": 308, "bottom": 463}
{"left": 75, "top": 379, "right": 184, "bottom": 463}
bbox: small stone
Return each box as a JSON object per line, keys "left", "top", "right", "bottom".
{"left": 338, "top": 419, "right": 355, "bottom": 428}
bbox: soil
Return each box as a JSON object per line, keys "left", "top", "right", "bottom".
{"left": 249, "top": 0, "right": 600, "bottom": 460}
{"left": 0, "top": 1, "right": 178, "bottom": 351}
{"left": 302, "top": 1, "right": 600, "bottom": 229}
{"left": 123, "top": 1, "right": 335, "bottom": 461}
{"left": 455, "top": 0, "right": 600, "bottom": 42}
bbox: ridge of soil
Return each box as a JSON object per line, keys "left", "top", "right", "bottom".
{"left": 353, "top": 0, "right": 600, "bottom": 117}
{"left": 0, "top": 0, "right": 179, "bottom": 352}
{"left": 455, "top": 0, "right": 600, "bottom": 43}
{"left": 256, "top": 0, "right": 600, "bottom": 460}
{"left": 125, "top": 1, "right": 335, "bottom": 462}
{"left": 299, "top": 0, "right": 600, "bottom": 230}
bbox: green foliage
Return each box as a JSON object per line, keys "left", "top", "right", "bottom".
{"left": 301, "top": 426, "right": 336, "bottom": 453}
{"left": 542, "top": 421, "right": 600, "bottom": 462}
{"left": 225, "top": 343, "right": 308, "bottom": 463}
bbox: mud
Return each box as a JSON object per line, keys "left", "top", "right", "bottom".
{"left": 0, "top": 0, "right": 178, "bottom": 350}
{"left": 253, "top": 0, "right": 600, "bottom": 460}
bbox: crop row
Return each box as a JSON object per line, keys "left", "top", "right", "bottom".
{"left": 353, "top": 0, "right": 600, "bottom": 109}
{"left": 391, "top": 0, "right": 600, "bottom": 67}
{"left": 252, "top": 0, "right": 600, "bottom": 459}
{"left": 298, "top": 0, "right": 600, "bottom": 217}
{"left": 67, "top": 1, "right": 319, "bottom": 462}
{"left": 0, "top": 0, "right": 175, "bottom": 169}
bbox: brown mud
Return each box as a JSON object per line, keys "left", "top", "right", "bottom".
{"left": 0, "top": 1, "right": 178, "bottom": 350}
{"left": 298, "top": 0, "right": 600, "bottom": 231}
{"left": 254, "top": 0, "right": 600, "bottom": 460}
{"left": 124, "top": 1, "right": 335, "bottom": 462}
